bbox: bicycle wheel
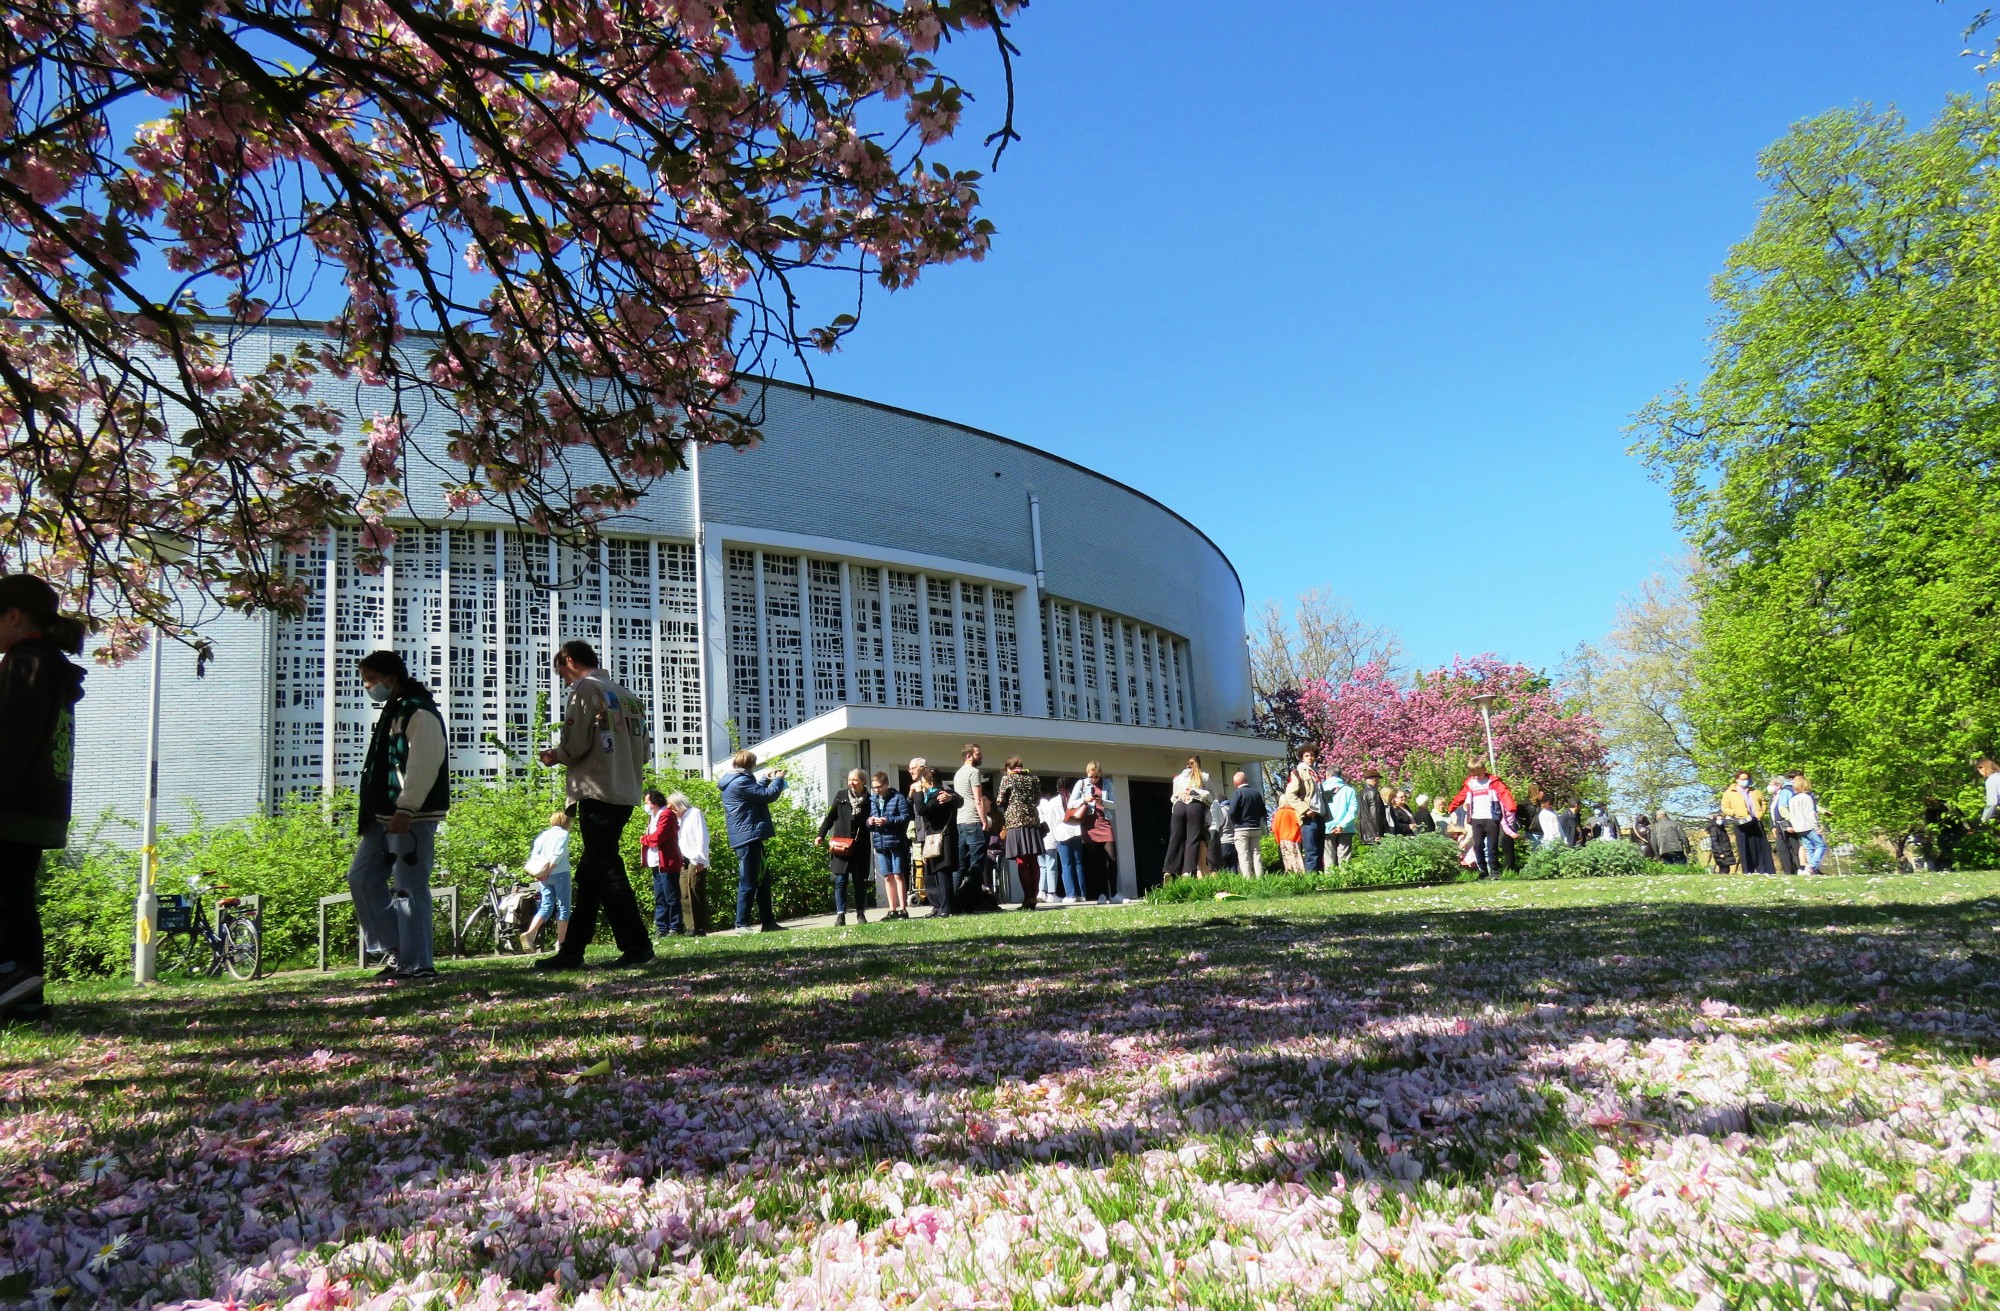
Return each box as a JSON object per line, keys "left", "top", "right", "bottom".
{"left": 167, "top": 931, "right": 215, "bottom": 979}
{"left": 457, "top": 903, "right": 496, "bottom": 957}
{"left": 221, "top": 917, "right": 261, "bottom": 981}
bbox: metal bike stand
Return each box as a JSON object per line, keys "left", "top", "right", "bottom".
{"left": 318, "top": 887, "right": 459, "bottom": 970}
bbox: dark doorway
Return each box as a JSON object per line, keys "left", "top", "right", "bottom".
{"left": 1127, "top": 779, "right": 1172, "bottom": 895}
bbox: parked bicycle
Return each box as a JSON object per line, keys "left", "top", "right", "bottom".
{"left": 157, "top": 874, "right": 261, "bottom": 981}
{"left": 456, "top": 865, "right": 541, "bottom": 957}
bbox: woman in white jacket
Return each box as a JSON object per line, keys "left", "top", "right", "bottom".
{"left": 1068, "top": 764, "right": 1118, "bottom": 903}
{"left": 1163, "top": 756, "right": 1212, "bottom": 880}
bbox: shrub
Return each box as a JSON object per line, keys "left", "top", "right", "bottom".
{"left": 1340, "top": 833, "right": 1464, "bottom": 887}
{"left": 36, "top": 764, "right": 838, "bottom": 981}
{"left": 1505, "top": 839, "right": 1674, "bottom": 881}
{"left": 1515, "top": 843, "right": 1566, "bottom": 881}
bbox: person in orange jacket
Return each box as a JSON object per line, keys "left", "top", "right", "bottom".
{"left": 1448, "top": 765, "right": 1517, "bottom": 879}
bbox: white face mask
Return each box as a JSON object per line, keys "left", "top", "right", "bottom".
{"left": 365, "top": 681, "right": 393, "bottom": 704}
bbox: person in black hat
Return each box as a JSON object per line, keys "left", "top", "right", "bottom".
{"left": 0, "top": 575, "right": 87, "bottom": 1024}
{"left": 1356, "top": 769, "right": 1388, "bottom": 845}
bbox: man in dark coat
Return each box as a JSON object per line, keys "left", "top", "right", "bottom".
{"left": 1357, "top": 769, "right": 1388, "bottom": 845}
{"left": 0, "top": 575, "right": 86, "bottom": 1024}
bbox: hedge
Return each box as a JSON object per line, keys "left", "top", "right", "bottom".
{"left": 1147, "top": 833, "right": 1469, "bottom": 904}
{"left": 37, "top": 764, "right": 832, "bottom": 982}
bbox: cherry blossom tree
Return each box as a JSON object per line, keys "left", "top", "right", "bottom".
{"left": 0, "top": 0, "right": 1023, "bottom": 659}
{"left": 1285, "top": 656, "right": 1609, "bottom": 803}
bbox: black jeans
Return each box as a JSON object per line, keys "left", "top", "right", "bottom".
{"left": 1082, "top": 837, "right": 1116, "bottom": 900}
{"left": 559, "top": 800, "right": 649, "bottom": 960}
{"left": 1469, "top": 818, "right": 1502, "bottom": 875}
{"left": 0, "top": 842, "right": 44, "bottom": 977}
{"left": 1163, "top": 800, "right": 1207, "bottom": 875}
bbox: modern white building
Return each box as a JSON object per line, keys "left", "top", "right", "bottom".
{"left": 74, "top": 323, "right": 1280, "bottom": 896}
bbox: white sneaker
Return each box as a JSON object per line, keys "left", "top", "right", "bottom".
{"left": 1066, "top": 896, "right": 1081, "bottom": 906}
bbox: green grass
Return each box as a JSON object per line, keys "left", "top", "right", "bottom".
{"left": 6, "top": 870, "right": 2000, "bottom": 1308}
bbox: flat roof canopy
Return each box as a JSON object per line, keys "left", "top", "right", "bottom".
{"left": 719, "top": 705, "right": 1286, "bottom": 779}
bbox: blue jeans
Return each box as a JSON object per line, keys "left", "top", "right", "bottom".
{"left": 1055, "top": 837, "right": 1086, "bottom": 899}
{"left": 347, "top": 818, "right": 438, "bottom": 972}
{"left": 1800, "top": 831, "right": 1827, "bottom": 870}
{"left": 734, "top": 839, "right": 774, "bottom": 928}
{"left": 651, "top": 863, "right": 683, "bottom": 935}
{"left": 1299, "top": 817, "right": 1326, "bottom": 871}
{"left": 1039, "top": 850, "right": 1058, "bottom": 896}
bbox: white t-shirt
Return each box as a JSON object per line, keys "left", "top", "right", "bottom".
{"left": 1538, "top": 806, "right": 1564, "bottom": 844}
{"left": 1467, "top": 781, "right": 1499, "bottom": 820}
{"left": 1040, "top": 794, "right": 1081, "bottom": 842}
{"left": 529, "top": 826, "right": 570, "bottom": 880}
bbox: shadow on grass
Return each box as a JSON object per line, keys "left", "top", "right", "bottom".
{"left": 5, "top": 888, "right": 1997, "bottom": 1302}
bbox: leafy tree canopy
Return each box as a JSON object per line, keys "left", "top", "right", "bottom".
{"left": 1633, "top": 94, "right": 2000, "bottom": 832}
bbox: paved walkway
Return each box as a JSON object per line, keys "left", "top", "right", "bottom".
{"left": 761, "top": 897, "right": 1139, "bottom": 933}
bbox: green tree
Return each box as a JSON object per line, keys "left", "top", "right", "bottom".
{"left": 1633, "top": 95, "right": 2000, "bottom": 833}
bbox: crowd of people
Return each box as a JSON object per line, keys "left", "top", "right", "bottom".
{"left": 4, "top": 558, "right": 1999, "bottom": 1017}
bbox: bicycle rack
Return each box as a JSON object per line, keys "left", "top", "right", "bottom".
{"left": 317, "top": 887, "right": 459, "bottom": 971}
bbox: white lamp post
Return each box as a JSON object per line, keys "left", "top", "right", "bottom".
{"left": 1471, "top": 690, "right": 1499, "bottom": 772}
{"left": 131, "top": 528, "right": 191, "bottom": 986}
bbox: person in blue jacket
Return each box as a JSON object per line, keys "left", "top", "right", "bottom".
{"left": 718, "top": 749, "right": 788, "bottom": 933}
{"left": 866, "top": 770, "right": 914, "bottom": 920}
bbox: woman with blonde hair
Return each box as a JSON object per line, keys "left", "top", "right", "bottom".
{"left": 1068, "top": 762, "right": 1117, "bottom": 903}
{"left": 1164, "top": 755, "right": 1211, "bottom": 879}
{"left": 521, "top": 811, "right": 572, "bottom": 953}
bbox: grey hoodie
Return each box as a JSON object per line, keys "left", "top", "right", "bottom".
{"left": 553, "top": 669, "right": 650, "bottom": 806}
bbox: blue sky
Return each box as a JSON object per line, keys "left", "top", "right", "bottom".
{"left": 784, "top": 1, "right": 1989, "bottom": 676}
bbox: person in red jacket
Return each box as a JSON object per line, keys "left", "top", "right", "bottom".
{"left": 1449, "top": 765, "right": 1517, "bottom": 879}
{"left": 639, "top": 789, "right": 685, "bottom": 937}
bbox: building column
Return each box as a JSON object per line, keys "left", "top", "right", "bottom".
{"left": 1111, "top": 774, "right": 1138, "bottom": 900}
{"left": 697, "top": 527, "right": 729, "bottom": 771}
{"left": 1017, "top": 583, "right": 1050, "bottom": 719}
{"left": 320, "top": 526, "right": 338, "bottom": 794}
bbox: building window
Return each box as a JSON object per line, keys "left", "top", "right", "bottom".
{"left": 1038, "top": 596, "right": 1192, "bottom": 729}
{"left": 272, "top": 526, "right": 701, "bottom": 806}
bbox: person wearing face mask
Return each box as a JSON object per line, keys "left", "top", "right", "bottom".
{"left": 535, "top": 639, "right": 655, "bottom": 968}
{"left": 1719, "top": 770, "right": 1774, "bottom": 873}
{"left": 0, "top": 575, "right": 86, "bottom": 1024}
{"left": 350, "top": 649, "right": 450, "bottom": 981}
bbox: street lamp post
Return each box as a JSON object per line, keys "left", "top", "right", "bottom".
{"left": 131, "top": 528, "right": 190, "bottom": 986}
{"left": 1471, "top": 691, "right": 1499, "bottom": 773}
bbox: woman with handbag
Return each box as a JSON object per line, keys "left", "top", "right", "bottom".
{"left": 995, "top": 756, "right": 1045, "bottom": 910}
{"left": 1040, "top": 777, "right": 1086, "bottom": 904}
{"left": 913, "top": 766, "right": 961, "bottom": 919}
{"left": 1067, "top": 762, "right": 1119, "bottom": 904}
{"left": 866, "top": 771, "right": 915, "bottom": 919}
{"left": 815, "top": 768, "right": 872, "bottom": 926}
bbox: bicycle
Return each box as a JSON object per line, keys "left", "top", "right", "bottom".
{"left": 456, "top": 864, "right": 542, "bottom": 957}
{"left": 156, "top": 874, "right": 262, "bottom": 981}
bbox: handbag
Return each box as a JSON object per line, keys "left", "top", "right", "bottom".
{"left": 1064, "top": 803, "right": 1089, "bottom": 823}
{"left": 922, "top": 832, "right": 946, "bottom": 860}
{"left": 828, "top": 834, "right": 856, "bottom": 856}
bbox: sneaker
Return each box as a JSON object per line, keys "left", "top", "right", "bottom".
{"left": 0, "top": 967, "right": 44, "bottom": 1011}
{"left": 759, "top": 922, "right": 786, "bottom": 933}
{"left": 604, "top": 950, "right": 655, "bottom": 968}
{"left": 1097, "top": 895, "right": 1110, "bottom": 905}
{"left": 834, "top": 914, "right": 847, "bottom": 927}
{"left": 372, "top": 962, "right": 403, "bottom": 980}
{"left": 532, "top": 954, "right": 585, "bottom": 972}
{"left": 395, "top": 966, "right": 438, "bottom": 982}
{"left": 855, "top": 912, "right": 869, "bottom": 923}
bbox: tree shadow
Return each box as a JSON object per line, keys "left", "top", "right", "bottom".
{"left": 5, "top": 890, "right": 1996, "bottom": 1303}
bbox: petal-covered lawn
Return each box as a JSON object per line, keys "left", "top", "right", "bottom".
{"left": 5, "top": 872, "right": 2000, "bottom": 1310}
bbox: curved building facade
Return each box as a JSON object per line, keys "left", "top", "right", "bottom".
{"left": 74, "top": 324, "right": 1278, "bottom": 895}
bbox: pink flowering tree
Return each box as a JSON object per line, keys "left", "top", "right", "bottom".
{"left": 0, "top": 0, "right": 1023, "bottom": 659}
{"left": 1292, "top": 656, "right": 1608, "bottom": 803}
